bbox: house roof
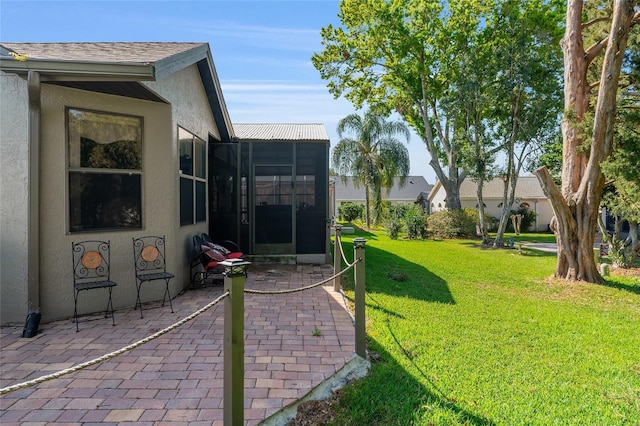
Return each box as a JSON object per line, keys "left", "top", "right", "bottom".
{"left": 0, "top": 42, "right": 233, "bottom": 141}
{"left": 233, "top": 123, "right": 329, "bottom": 142}
{"left": 428, "top": 176, "right": 546, "bottom": 201}
{"left": 0, "top": 42, "right": 206, "bottom": 65}
{"left": 459, "top": 176, "right": 545, "bottom": 199}
{"left": 334, "top": 176, "right": 432, "bottom": 202}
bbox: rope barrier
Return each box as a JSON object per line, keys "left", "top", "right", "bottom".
{"left": 2, "top": 235, "right": 359, "bottom": 395}
{"left": 0, "top": 291, "right": 229, "bottom": 396}
{"left": 244, "top": 260, "right": 360, "bottom": 295}
{"left": 336, "top": 235, "right": 355, "bottom": 267}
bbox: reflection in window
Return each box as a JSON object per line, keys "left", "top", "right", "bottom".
{"left": 67, "top": 108, "right": 142, "bottom": 232}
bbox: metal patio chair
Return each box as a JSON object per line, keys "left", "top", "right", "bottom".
{"left": 71, "top": 240, "right": 117, "bottom": 332}
{"left": 132, "top": 235, "right": 174, "bottom": 318}
{"left": 190, "top": 233, "right": 244, "bottom": 288}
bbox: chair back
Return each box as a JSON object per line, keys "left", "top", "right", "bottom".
{"left": 72, "top": 240, "right": 112, "bottom": 284}
{"left": 201, "top": 233, "right": 214, "bottom": 246}
{"left": 193, "top": 234, "right": 209, "bottom": 264}
{"left": 132, "top": 235, "right": 168, "bottom": 274}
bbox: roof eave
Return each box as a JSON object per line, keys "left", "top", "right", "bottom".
{"left": 0, "top": 56, "right": 155, "bottom": 81}
{"left": 197, "top": 52, "right": 235, "bottom": 141}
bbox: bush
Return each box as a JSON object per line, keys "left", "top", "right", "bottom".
{"left": 386, "top": 219, "right": 402, "bottom": 240}
{"left": 427, "top": 208, "right": 477, "bottom": 239}
{"left": 505, "top": 205, "right": 538, "bottom": 233}
{"left": 338, "top": 202, "right": 364, "bottom": 222}
{"left": 466, "top": 207, "right": 495, "bottom": 232}
{"left": 404, "top": 205, "right": 428, "bottom": 239}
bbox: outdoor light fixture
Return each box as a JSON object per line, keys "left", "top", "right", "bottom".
{"left": 220, "top": 258, "right": 251, "bottom": 277}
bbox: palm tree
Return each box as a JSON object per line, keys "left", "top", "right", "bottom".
{"left": 333, "top": 111, "right": 410, "bottom": 228}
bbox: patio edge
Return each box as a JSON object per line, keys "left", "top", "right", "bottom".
{"left": 258, "top": 354, "right": 371, "bottom": 426}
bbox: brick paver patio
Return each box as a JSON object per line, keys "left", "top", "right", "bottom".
{"left": 0, "top": 264, "right": 356, "bottom": 425}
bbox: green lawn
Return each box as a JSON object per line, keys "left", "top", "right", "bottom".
{"left": 330, "top": 228, "right": 640, "bottom": 425}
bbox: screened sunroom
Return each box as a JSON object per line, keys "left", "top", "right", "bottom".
{"left": 209, "top": 123, "right": 330, "bottom": 264}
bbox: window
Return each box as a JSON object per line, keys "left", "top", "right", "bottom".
{"left": 67, "top": 108, "right": 142, "bottom": 232}
{"left": 179, "top": 126, "right": 207, "bottom": 225}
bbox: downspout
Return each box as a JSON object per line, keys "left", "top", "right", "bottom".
{"left": 27, "top": 71, "right": 41, "bottom": 315}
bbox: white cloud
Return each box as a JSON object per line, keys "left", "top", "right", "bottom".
{"left": 192, "top": 22, "right": 321, "bottom": 52}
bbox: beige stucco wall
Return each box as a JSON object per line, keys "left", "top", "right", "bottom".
{"left": 144, "top": 64, "right": 217, "bottom": 288}
{"left": 429, "top": 184, "right": 448, "bottom": 212}
{"left": 1, "top": 63, "right": 219, "bottom": 325}
{"left": 0, "top": 73, "right": 30, "bottom": 324}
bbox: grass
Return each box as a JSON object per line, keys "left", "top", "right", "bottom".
{"left": 329, "top": 227, "right": 640, "bottom": 425}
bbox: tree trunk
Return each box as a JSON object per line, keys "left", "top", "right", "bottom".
{"left": 364, "top": 184, "right": 371, "bottom": 229}
{"left": 628, "top": 221, "right": 639, "bottom": 257}
{"left": 476, "top": 177, "right": 490, "bottom": 244}
{"left": 534, "top": 0, "right": 636, "bottom": 282}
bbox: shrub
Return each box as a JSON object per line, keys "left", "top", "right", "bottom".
{"left": 427, "top": 208, "right": 477, "bottom": 239}
{"left": 338, "top": 202, "right": 364, "bottom": 222}
{"left": 404, "top": 205, "right": 428, "bottom": 239}
{"left": 386, "top": 218, "right": 402, "bottom": 239}
{"left": 506, "top": 205, "right": 538, "bottom": 233}
{"left": 466, "top": 207, "right": 495, "bottom": 232}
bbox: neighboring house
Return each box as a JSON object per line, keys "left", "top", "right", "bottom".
{"left": 0, "top": 42, "right": 329, "bottom": 325}
{"left": 331, "top": 176, "right": 432, "bottom": 218}
{"left": 428, "top": 176, "right": 553, "bottom": 232}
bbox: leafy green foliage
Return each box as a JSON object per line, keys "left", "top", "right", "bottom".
{"left": 505, "top": 205, "right": 538, "bottom": 233}
{"left": 404, "top": 205, "right": 428, "bottom": 239}
{"left": 338, "top": 202, "right": 365, "bottom": 222}
{"left": 426, "top": 208, "right": 477, "bottom": 239}
{"left": 314, "top": 0, "right": 564, "bottom": 211}
{"left": 332, "top": 111, "right": 410, "bottom": 228}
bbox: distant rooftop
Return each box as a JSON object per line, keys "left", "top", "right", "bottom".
{"left": 334, "top": 176, "right": 432, "bottom": 202}
{"left": 458, "top": 176, "right": 546, "bottom": 199}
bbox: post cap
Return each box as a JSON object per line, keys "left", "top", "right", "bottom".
{"left": 353, "top": 237, "right": 367, "bottom": 248}
{"left": 220, "top": 258, "right": 251, "bottom": 276}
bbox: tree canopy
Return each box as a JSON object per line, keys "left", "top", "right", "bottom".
{"left": 313, "top": 0, "right": 564, "bottom": 212}
{"left": 332, "top": 111, "right": 410, "bottom": 228}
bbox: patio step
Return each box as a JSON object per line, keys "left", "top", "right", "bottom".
{"left": 245, "top": 254, "right": 297, "bottom": 265}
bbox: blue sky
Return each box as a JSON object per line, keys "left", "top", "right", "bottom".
{"left": 0, "top": 0, "right": 435, "bottom": 182}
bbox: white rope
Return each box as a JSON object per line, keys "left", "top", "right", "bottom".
{"left": 244, "top": 260, "right": 359, "bottom": 295}
{"left": 0, "top": 291, "right": 229, "bottom": 396}
{"left": 336, "top": 236, "right": 355, "bottom": 267}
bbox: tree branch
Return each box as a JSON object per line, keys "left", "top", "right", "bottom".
{"left": 581, "top": 16, "right": 611, "bottom": 29}
{"left": 585, "top": 36, "right": 609, "bottom": 64}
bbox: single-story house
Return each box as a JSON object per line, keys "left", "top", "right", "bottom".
{"left": 0, "top": 42, "right": 330, "bottom": 326}
{"left": 330, "top": 175, "right": 432, "bottom": 219}
{"left": 428, "top": 176, "right": 553, "bottom": 232}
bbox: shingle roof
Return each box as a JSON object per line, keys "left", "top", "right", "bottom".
{"left": 334, "top": 176, "right": 432, "bottom": 202}
{"left": 233, "top": 123, "right": 329, "bottom": 142}
{"left": 458, "top": 176, "right": 546, "bottom": 199}
{"left": 0, "top": 42, "right": 206, "bottom": 64}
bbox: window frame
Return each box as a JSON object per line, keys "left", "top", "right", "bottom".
{"left": 66, "top": 107, "right": 144, "bottom": 233}
{"left": 178, "top": 126, "right": 207, "bottom": 226}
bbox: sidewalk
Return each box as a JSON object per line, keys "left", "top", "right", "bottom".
{"left": 0, "top": 264, "right": 356, "bottom": 425}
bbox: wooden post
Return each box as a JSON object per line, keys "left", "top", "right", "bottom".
{"left": 222, "top": 259, "right": 250, "bottom": 426}
{"left": 333, "top": 224, "right": 343, "bottom": 292}
{"left": 353, "top": 238, "right": 367, "bottom": 358}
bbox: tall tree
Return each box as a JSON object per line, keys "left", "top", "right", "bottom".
{"left": 486, "top": 0, "right": 564, "bottom": 247}
{"left": 313, "top": 0, "right": 491, "bottom": 210}
{"left": 534, "top": 0, "right": 639, "bottom": 282}
{"left": 332, "top": 111, "right": 410, "bottom": 228}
